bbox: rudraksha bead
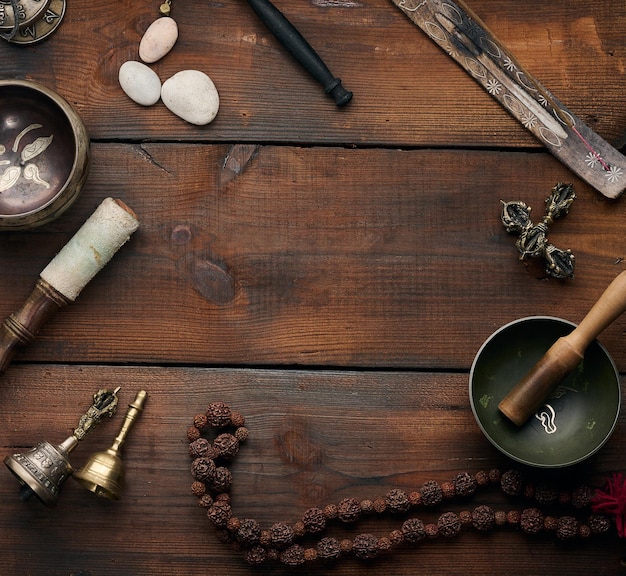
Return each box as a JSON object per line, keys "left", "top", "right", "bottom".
{"left": 338, "top": 497, "right": 362, "bottom": 523}
{"left": 191, "top": 457, "right": 216, "bottom": 482}
{"left": 459, "top": 510, "right": 472, "bottom": 528}
{"left": 304, "top": 548, "right": 318, "bottom": 562}
{"left": 401, "top": 518, "right": 426, "bottom": 543}
{"left": 292, "top": 521, "right": 306, "bottom": 538}
{"left": 506, "top": 510, "right": 520, "bottom": 526}
{"left": 259, "top": 530, "right": 272, "bottom": 546}
{"left": 226, "top": 516, "right": 241, "bottom": 533}
{"left": 317, "top": 537, "right": 341, "bottom": 561}
{"left": 571, "top": 484, "right": 594, "bottom": 508}
{"left": 244, "top": 545, "right": 266, "bottom": 566}
{"left": 454, "top": 472, "right": 478, "bottom": 497}
{"left": 209, "top": 466, "right": 232, "bottom": 493}
{"left": 424, "top": 523, "right": 439, "bottom": 538}
{"left": 360, "top": 499, "right": 374, "bottom": 514}
{"left": 472, "top": 505, "right": 495, "bottom": 531}
{"left": 270, "top": 522, "right": 295, "bottom": 549}
{"left": 207, "top": 501, "right": 231, "bottom": 527}
{"left": 588, "top": 514, "right": 611, "bottom": 535}
{"left": 520, "top": 508, "right": 544, "bottom": 534}
{"left": 578, "top": 524, "right": 592, "bottom": 539}
{"left": 488, "top": 468, "right": 502, "bottom": 484}
{"left": 373, "top": 498, "right": 387, "bottom": 514}
{"left": 534, "top": 482, "right": 558, "bottom": 505}
{"left": 193, "top": 413, "right": 209, "bottom": 430}
{"left": 237, "top": 518, "right": 261, "bottom": 546}
{"left": 191, "top": 481, "right": 206, "bottom": 497}
{"left": 198, "top": 494, "right": 213, "bottom": 508}
{"left": 215, "top": 492, "right": 230, "bottom": 504}
{"left": 474, "top": 470, "right": 489, "bottom": 486}
{"left": 420, "top": 480, "right": 443, "bottom": 507}
{"left": 206, "top": 401, "right": 232, "bottom": 428}
{"left": 494, "top": 510, "right": 507, "bottom": 526}
{"left": 558, "top": 490, "right": 571, "bottom": 506}
{"left": 437, "top": 512, "right": 461, "bottom": 538}
{"left": 303, "top": 507, "right": 326, "bottom": 533}
{"left": 543, "top": 516, "right": 558, "bottom": 531}
{"left": 441, "top": 482, "right": 456, "bottom": 499}
{"left": 187, "top": 426, "right": 201, "bottom": 442}
{"left": 339, "top": 539, "right": 353, "bottom": 554}
{"left": 189, "top": 438, "right": 213, "bottom": 458}
{"left": 213, "top": 433, "right": 239, "bottom": 459}
{"left": 234, "top": 427, "right": 249, "bottom": 443}
{"left": 280, "top": 544, "right": 306, "bottom": 566}
{"left": 353, "top": 533, "right": 379, "bottom": 560}
{"left": 556, "top": 516, "right": 579, "bottom": 540}
{"left": 500, "top": 469, "right": 523, "bottom": 496}
{"left": 408, "top": 491, "right": 422, "bottom": 506}
{"left": 323, "top": 504, "right": 338, "bottom": 520}
{"left": 230, "top": 410, "right": 246, "bottom": 427}
{"left": 388, "top": 529, "right": 404, "bottom": 545}
{"left": 386, "top": 489, "right": 410, "bottom": 514}
{"left": 377, "top": 536, "right": 392, "bottom": 554}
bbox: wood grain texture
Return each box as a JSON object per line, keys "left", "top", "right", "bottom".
{"left": 0, "top": 366, "right": 624, "bottom": 575}
{"left": 0, "top": 0, "right": 625, "bottom": 573}
{"left": 0, "top": 144, "right": 625, "bottom": 369}
{"left": 1, "top": 0, "right": 625, "bottom": 146}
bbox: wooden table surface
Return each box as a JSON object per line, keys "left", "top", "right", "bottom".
{"left": 1, "top": 0, "right": 626, "bottom": 574}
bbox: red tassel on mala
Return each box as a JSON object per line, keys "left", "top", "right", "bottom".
{"left": 592, "top": 473, "right": 626, "bottom": 537}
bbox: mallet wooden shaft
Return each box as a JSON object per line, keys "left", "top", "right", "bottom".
{"left": 499, "top": 270, "right": 626, "bottom": 426}
{"left": 0, "top": 198, "right": 139, "bottom": 375}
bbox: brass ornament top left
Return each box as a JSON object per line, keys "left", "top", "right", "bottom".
{"left": 0, "top": 0, "right": 66, "bottom": 45}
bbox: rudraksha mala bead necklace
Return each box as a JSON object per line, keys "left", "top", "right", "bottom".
{"left": 186, "top": 402, "right": 622, "bottom": 567}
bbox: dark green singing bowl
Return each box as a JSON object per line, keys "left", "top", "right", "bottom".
{"left": 470, "top": 316, "right": 620, "bottom": 468}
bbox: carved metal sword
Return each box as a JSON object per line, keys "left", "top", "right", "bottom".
{"left": 391, "top": 0, "right": 626, "bottom": 198}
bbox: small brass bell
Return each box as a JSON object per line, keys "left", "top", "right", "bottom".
{"left": 4, "top": 387, "right": 120, "bottom": 506}
{"left": 74, "top": 390, "right": 147, "bottom": 500}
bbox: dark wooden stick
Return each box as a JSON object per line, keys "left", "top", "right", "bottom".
{"left": 244, "top": 0, "right": 353, "bottom": 106}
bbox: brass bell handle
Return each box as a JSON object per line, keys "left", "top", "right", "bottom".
{"left": 111, "top": 390, "right": 147, "bottom": 453}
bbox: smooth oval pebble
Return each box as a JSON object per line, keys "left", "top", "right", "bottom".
{"left": 119, "top": 61, "right": 162, "bottom": 106}
{"left": 139, "top": 17, "right": 178, "bottom": 64}
{"left": 161, "top": 70, "right": 220, "bottom": 126}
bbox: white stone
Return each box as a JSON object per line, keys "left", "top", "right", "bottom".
{"left": 119, "top": 61, "right": 162, "bottom": 106}
{"left": 161, "top": 70, "right": 220, "bottom": 126}
{"left": 139, "top": 17, "right": 178, "bottom": 64}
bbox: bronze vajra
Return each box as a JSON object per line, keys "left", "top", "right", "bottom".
{"left": 501, "top": 183, "right": 576, "bottom": 279}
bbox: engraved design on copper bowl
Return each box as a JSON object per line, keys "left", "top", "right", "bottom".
{"left": 0, "top": 79, "right": 89, "bottom": 230}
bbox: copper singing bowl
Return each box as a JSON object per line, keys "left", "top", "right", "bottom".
{"left": 470, "top": 316, "right": 620, "bottom": 468}
{"left": 0, "top": 79, "right": 89, "bottom": 230}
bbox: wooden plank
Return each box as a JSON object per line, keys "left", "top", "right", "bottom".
{"left": 0, "top": 144, "right": 624, "bottom": 370}
{"left": 0, "top": 365, "right": 623, "bottom": 575}
{"left": 0, "top": 0, "right": 624, "bottom": 147}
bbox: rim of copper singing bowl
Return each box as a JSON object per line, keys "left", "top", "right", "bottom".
{"left": 0, "top": 79, "right": 90, "bottom": 229}
{"left": 469, "top": 316, "right": 621, "bottom": 468}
